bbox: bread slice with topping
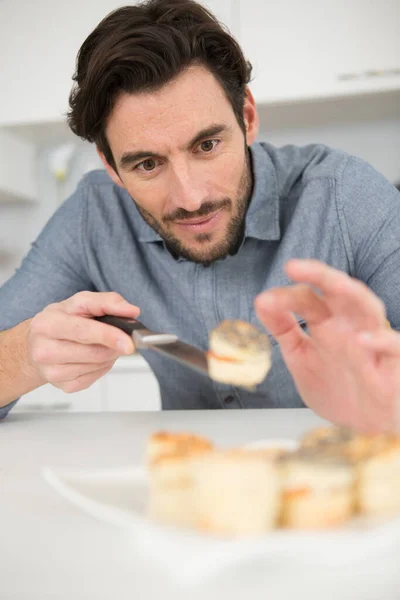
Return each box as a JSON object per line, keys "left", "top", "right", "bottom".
{"left": 300, "top": 426, "right": 400, "bottom": 517}
{"left": 300, "top": 426, "right": 373, "bottom": 462}
{"left": 147, "top": 432, "right": 213, "bottom": 528}
{"left": 190, "top": 449, "right": 280, "bottom": 535}
{"left": 146, "top": 431, "right": 213, "bottom": 465}
{"left": 357, "top": 437, "right": 400, "bottom": 517}
{"left": 279, "top": 449, "right": 355, "bottom": 528}
{"left": 208, "top": 320, "right": 272, "bottom": 388}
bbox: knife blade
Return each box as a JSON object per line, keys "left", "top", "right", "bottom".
{"left": 95, "top": 315, "right": 209, "bottom": 378}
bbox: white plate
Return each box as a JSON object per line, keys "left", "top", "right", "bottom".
{"left": 42, "top": 438, "right": 400, "bottom": 583}
{"left": 243, "top": 438, "right": 299, "bottom": 451}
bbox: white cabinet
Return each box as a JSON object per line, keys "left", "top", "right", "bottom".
{"left": 1, "top": 0, "right": 399, "bottom": 128}
{"left": 0, "top": 0, "right": 235, "bottom": 127}
{"left": 15, "top": 354, "right": 160, "bottom": 412}
{"left": 0, "top": 0, "right": 133, "bottom": 126}
{"left": 239, "top": 0, "right": 400, "bottom": 104}
{"left": 103, "top": 355, "right": 161, "bottom": 411}
{"left": 16, "top": 378, "right": 105, "bottom": 412}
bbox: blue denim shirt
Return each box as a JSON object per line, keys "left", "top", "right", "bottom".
{"left": 1, "top": 142, "right": 399, "bottom": 418}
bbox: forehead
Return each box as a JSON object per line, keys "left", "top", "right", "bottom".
{"left": 105, "top": 65, "right": 236, "bottom": 154}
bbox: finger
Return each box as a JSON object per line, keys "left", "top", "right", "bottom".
{"left": 357, "top": 329, "right": 400, "bottom": 357}
{"left": 31, "top": 312, "right": 134, "bottom": 353}
{"left": 255, "top": 284, "right": 330, "bottom": 327}
{"left": 254, "top": 296, "right": 309, "bottom": 355}
{"left": 285, "top": 259, "right": 386, "bottom": 327}
{"left": 349, "top": 328, "right": 400, "bottom": 433}
{"left": 60, "top": 291, "right": 141, "bottom": 319}
{"left": 44, "top": 360, "right": 116, "bottom": 384}
{"left": 285, "top": 259, "right": 353, "bottom": 295}
{"left": 55, "top": 364, "right": 113, "bottom": 394}
{"left": 355, "top": 353, "right": 399, "bottom": 434}
{"left": 31, "top": 338, "right": 120, "bottom": 366}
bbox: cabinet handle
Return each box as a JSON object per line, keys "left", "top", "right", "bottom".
{"left": 337, "top": 68, "right": 400, "bottom": 82}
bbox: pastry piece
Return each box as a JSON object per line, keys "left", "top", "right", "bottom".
{"left": 147, "top": 432, "right": 213, "bottom": 528}
{"left": 300, "top": 426, "right": 376, "bottom": 462}
{"left": 146, "top": 431, "right": 213, "bottom": 465}
{"left": 148, "top": 450, "right": 196, "bottom": 527}
{"left": 207, "top": 320, "right": 272, "bottom": 388}
{"left": 300, "top": 426, "right": 400, "bottom": 517}
{"left": 301, "top": 426, "right": 352, "bottom": 449}
{"left": 279, "top": 449, "right": 355, "bottom": 529}
{"left": 357, "top": 436, "right": 400, "bottom": 517}
{"left": 190, "top": 449, "right": 280, "bottom": 535}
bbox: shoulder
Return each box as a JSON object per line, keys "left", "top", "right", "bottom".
{"left": 257, "top": 141, "right": 399, "bottom": 207}
{"left": 51, "top": 170, "right": 119, "bottom": 218}
{"left": 78, "top": 169, "right": 115, "bottom": 189}
{"left": 257, "top": 141, "right": 350, "bottom": 194}
{"left": 69, "top": 168, "right": 136, "bottom": 217}
{"left": 69, "top": 169, "right": 146, "bottom": 242}
{"left": 76, "top": 169, "right": 127, "bottom": 203}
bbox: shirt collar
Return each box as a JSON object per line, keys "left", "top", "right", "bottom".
{"left": 136, "top": 141, "right": 280, "bottom": 244}
{"left": 136, "top": 215, "right": 163, "bottom": 243}
{"left": 244, "top": 142, "right": 280, "bottom": 241}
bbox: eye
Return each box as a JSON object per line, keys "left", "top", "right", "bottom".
{"left": 136, "top": 158, "right": 159, "bottom": 172}
{"left": 197, "top": 139, "right": 219, "bottom": 153}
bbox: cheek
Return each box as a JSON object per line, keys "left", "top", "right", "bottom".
{"left": 185, "top": 151, "right": 244, "bottom": 198}
{"left": 126, "top": 181, "right": 166, "bottom": 218}
{"left": 211, "top": 153, "right": 246, "bottom": 196}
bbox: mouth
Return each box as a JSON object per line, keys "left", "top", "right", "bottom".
{"left": 173, "top": 209, "right": 224, "bottom": 232}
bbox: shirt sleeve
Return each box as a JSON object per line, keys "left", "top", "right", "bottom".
{"left": 337, "top": 156, "right": 400, "bottom": 330}
{"left": 0, "top": 184, "right": 94, "bottom": 331}
{"left": 0, "top": 400, "right": 18, "bottom": 420}
{"left": 0, "top": 184, "right": 94, "bottom": 416}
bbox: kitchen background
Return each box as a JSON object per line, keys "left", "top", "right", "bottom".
{"left": 1, "top": 0, "right": 400, "bottom": 412}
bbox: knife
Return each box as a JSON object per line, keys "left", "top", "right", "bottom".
{"left": 96, "top": 315, "right": 209, "bottom": 379}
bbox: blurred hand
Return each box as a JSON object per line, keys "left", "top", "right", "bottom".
{"left": 28, "top": 291, "right": 140, "bottom": 393}
{"left": 255, "top": 259, "right": 399, "bottom": 433}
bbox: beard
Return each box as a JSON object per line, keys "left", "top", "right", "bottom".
{"left": 134, "top": 146, "right": 253, "bottom": 265}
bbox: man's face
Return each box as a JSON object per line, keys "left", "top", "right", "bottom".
{"left": 102, "top": 65, "right": 257, "bottom": 264}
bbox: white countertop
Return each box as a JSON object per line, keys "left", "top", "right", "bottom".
{"left": 1, "top": 408, "right": 400, "bottom": 600}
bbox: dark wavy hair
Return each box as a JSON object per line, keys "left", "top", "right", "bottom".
{"left": 67, "top": 0, "right": 252, "bottom": 171}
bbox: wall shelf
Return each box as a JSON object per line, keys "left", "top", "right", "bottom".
{"left": 0, "top": 130, "right": 38, "bottom": 203}
{"left": 0, "top": 187, "right": 37, "bottom": 204}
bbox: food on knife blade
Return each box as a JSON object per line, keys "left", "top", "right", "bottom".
{"left": 190, "top": 449, "right": 280, "bottom": 535}
{"left": 279, "top": 449, "right": 355, "bottom": 529}
{"left": 207, "top": 320, "right": 272, "bottom": 388}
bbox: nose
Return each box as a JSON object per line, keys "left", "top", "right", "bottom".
{"left": 167, "top": 159, "right": 207, "bottom": 212}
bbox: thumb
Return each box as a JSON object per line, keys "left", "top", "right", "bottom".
{"left": 62, "top": 291, "right": 141, "bottom": 319}
{"left": 254, "top": 293, "right": 307, "bottom": 356}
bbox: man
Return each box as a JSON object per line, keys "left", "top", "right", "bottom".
{"left": 1, "top": 0, "right": 400, "bottom": 431}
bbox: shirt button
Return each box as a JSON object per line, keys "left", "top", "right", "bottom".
{"left": 224, "top": 395, "right": 234, "bottom": 404}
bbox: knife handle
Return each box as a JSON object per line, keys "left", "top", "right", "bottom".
{"left": 95, "top": 315, "right": 150, "bottom": 336}
{"left": 95, "top": 315, "right": 178, "bottom": 347}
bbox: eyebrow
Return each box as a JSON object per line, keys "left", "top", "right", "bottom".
{"left": 118, "top": 123, "right": 230, "bottom": 170}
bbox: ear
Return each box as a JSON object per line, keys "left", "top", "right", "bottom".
{"left": 242, "top": 87, "right": 259, "bottom": 146}
{"left": 96, "top": 147, "right": 126, "bottom": 189}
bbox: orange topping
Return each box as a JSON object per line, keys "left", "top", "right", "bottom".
{"left": 207, "top": 351, "right": 242, "bottom": 363}
{"left": 283, "top": 487, "right": 311, "bottom": 500}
